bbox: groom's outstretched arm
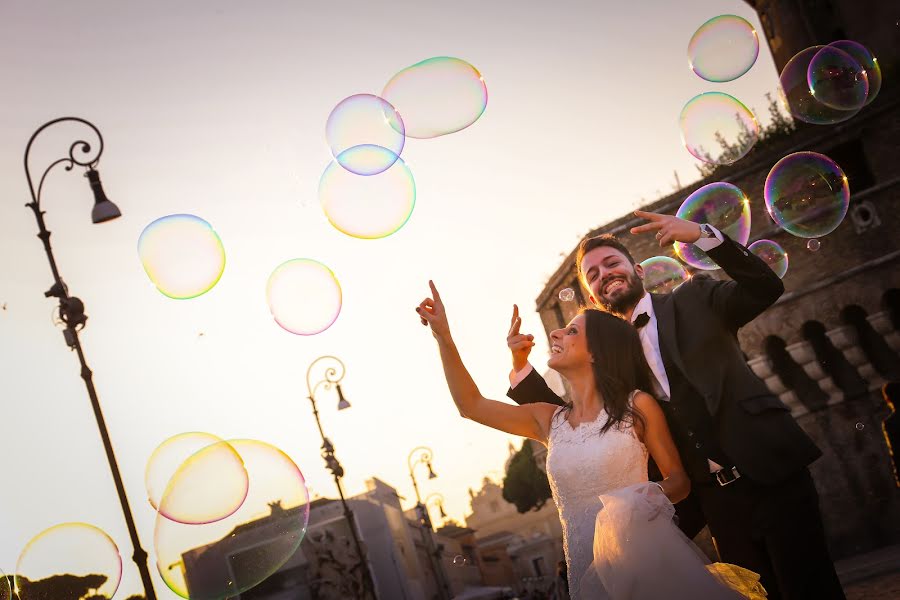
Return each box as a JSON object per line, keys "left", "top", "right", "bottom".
{"left": 508, "top": 366, "right": 566, "bottom": 406}
{"left": 504, "top": 304, "right": 566, "bottom": 407}
{"left": 630, "top": 210, "right": 783, "bottom": 329}
{"left": 702, "top": 233, "right": 784, "bottom": 328}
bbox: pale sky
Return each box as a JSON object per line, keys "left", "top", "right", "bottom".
{"left": 0, "top": 1, "right": 782, "bottom": 597}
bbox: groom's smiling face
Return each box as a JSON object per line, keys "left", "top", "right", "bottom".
{"left": 580, "top": 246, "right": 646, "bottom": 315}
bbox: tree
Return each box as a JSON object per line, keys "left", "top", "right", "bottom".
{"left": 502, "top": 441, "right": 552, "bottom": 513}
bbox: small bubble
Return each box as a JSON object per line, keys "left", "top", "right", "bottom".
{"left": 856, "top": 422, "right": 865, "bottom": 431}
{"left": 807, "top": 239, "right": 821, "bottom": 252}
{"left": 452, "top": 555, "right": 467, "bottom": 566}
{"left": 558, "top": 288, "right": 575, "bottom": 302}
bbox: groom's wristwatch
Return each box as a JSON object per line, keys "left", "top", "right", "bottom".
{"left": 699, "top": 224, "right": 716, "bottom": 239}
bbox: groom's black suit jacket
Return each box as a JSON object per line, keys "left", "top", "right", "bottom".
{"left": 508, "top": 234, "right": 821, "bottom": 486}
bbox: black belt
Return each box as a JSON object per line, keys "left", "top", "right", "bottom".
{"left": 713, "top": 466, "right": 741, "bottom": 487}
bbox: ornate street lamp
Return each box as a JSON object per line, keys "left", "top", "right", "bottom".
{"left": 425, "top": 493, "right": 448, "bottom": 525}
{"left": 306, "top": 355, "right": 376, "bottom": 599}
{"left": 407, "top": 447, "right": 452, "bottom": 600}
{"left": 22, "top": 117, "right": 156, "bottom": 600}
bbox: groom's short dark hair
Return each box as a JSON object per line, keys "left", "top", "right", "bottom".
{"left": 576, "top": 234, "right": 637, "bottom": 274}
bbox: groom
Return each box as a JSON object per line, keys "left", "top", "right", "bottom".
{"left": 506, "top": 210, "right": 845, "bottom": 600}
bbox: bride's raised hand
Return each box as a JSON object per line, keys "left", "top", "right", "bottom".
{"left": 416, "top": 280, "right": 452, "bottom": 341}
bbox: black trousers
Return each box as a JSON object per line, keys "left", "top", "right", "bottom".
{"left": 692, "top": 468, "right": 846, "bottom": 600}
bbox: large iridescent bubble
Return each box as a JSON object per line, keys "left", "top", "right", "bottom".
{"left": 674, "top": 182, "right": 751, "bottom": 270}
{"left": 138, "top": 214, "right": 226, "bottom": 299}
{"left": 319, "top": 146, "right": 416, "bottom": 239}
{"left": 382, "top": 56, "right": 488, "bottom": 139}
{"left": 779, "top": 46, "right": 861, "bottom": 125}
{"left": 266, "top": 258, "right": 342, "bottom": 335}
{"left": 748, "top": 239, "right": 789, "bottom": 279}
{"left": 325, "top": 94, "right": 405, "bottom": 176}
{"left": 687, "top": 15, "right": 759, "bottom": 83}
{"left": 15, "top": 523, "right": 122, "bottom": 600}
{"left": 828, "top": 40, "right": 881, "bottom": 105}
{"left": 764, "top": 152, "right": 849, "bottom": 239}
{"left": 154, "top": 439, "right": 310, "bottom": 600}
{"left": 679, "top": 92, "right": 759, "bottom": 166}
{"left": 640, "top": 256, "right": 689, "bottom": 295}
{"left": 147, "top": 433, "right": 250, "bottom": 525}
{"left": 807, "top": 45, "right": 868, "bottom": 111}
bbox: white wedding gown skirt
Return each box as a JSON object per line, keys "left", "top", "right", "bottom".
{"left": 545, "top": 399, "right": 764, "bottom": 600}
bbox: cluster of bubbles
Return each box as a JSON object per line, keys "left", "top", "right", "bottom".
{"left": 681, "top": 15, "right": 760, "bottom": 166}
{"left": 674, "top": 182, "right": 751, "bottom": 270}
{"left": 146, "top": 433, "right": 310, "bottom": 599}
{"left": 779, "top": 41, "right": 881, "bottom": 125}
{"left": 14, "top": 523, "right": 123, "bottom": 600}
{"left": 137, "top": 215, "right": 343, "bottom": 335}
{"left": 318, "top": 56, "right": 487, "bottom": 239}
{"left": 640, "top": 256, "right": 689, "bottom": 295}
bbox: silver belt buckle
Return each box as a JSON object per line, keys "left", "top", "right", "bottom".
{"left": 715, "top": 466, "right": 741, "bottom": 487}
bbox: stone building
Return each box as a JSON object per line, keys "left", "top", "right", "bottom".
{"left": 529, "top": 0, "right": 900, "bottom": 561}
{"left": 464, "top": 457, "right": 566, "bottom": 594}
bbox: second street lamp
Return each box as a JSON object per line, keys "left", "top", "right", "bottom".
{"left": 407, "top": 447, "right": 452, "bottom": 600}
{"left": 305, "top": 355, "right": 376, "bottom": 599}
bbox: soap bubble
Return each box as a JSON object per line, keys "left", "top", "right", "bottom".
{"left": 382, "top": 56, "right": 488, "bottom": 139}
{"left": 679, "top": 92, "right": 759, "bottom": 166}
{"left": 640, "top": 256, "right": 689, "bottom": 295}
{"left": 325, "top": 94, "right": 405, "bottom": 176}
{"left": 807, "top": 45, "right": 868, "bottom": 111}
{"left": 779, "top": 46, "right": 861, "bottom": 125}
{"left": 558, "top": 288, "right": 575, "bottom": 302}
{"left": 266, "top": 259, "right": 342, "bottom": 335}
{"left": 674, "top": 182, "right": 751, "bottom": 270}
{"left": 687, "top": 14, "right": 759, "bottom": 83}
{"left": 15, "top": 523, "right": 122, "bottom": 600}
{"left": 807, "top": 239, "right": 821, "bottom": 252}
{"left": 828, "top": 40, "right": 881, "bottom": 105}
{"left": 748, "top": 239, "right": 789, "bottom": 279}
{"left": 138, "top": 214, "right": 226, "bottom": 299}
{"left": 764, "top": 151, "right": 849, "bottom": 239}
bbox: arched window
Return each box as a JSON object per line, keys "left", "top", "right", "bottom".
{"left": 764, "top": 335, "right": 828, "bottom": 412}
{"left": 802, "top": 321, "right": 868, "bottom": 398}
{"left": 840, "top": 305, "right": 900, "bottom": 380}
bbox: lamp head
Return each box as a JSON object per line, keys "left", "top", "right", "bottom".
{"left": 336, "top": 384, "right": 351, "bottom": 410}
{"left": 427, "top": 462, "right": 437, "bottom": 479}
{"left": 438, "top": 503, "right": 447, "bottom": 519}
{"left": 86, "top": 169, "right": 121, "bottom": 223}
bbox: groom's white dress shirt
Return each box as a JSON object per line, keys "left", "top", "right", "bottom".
{"left": 510, "top": 226, "right": 727, "bottom": 472}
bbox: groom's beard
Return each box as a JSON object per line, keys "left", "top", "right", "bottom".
{"left": 597, "top": 271, "right": 645, "bottom": 316}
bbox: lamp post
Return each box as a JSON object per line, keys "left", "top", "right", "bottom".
{"left": 408, "top": 447, "right": 452, "bottom": 600}
{"left": 306, "top": 355, "right": 376, "bottom": 599}
{"left": 22, "top": 117, "right": 157, "bottom": 600}
{"left": 425, "top": 493, "right": 448, "bottom": 527}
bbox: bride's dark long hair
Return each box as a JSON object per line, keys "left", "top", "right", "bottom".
{"left": 556, "top": 308, "right": 655, "bottom": 435}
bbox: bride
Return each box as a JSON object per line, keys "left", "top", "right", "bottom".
{"left": 416, "top": 281, "right": 764, "bottom": 599}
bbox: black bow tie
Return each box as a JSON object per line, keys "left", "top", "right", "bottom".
{"left": 633, "top": 313, "right": 650, "bottom": 330}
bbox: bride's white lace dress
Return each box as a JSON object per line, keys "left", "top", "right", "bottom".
{"left": 545, "top": 393, "right": 763, "bottom": 600}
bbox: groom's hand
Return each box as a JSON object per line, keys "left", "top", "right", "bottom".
{"left": 507, "top": 304, "right": 535, "bottom": 372}
{"left": 630, "top": 210, "right": 702, "bottom": 247}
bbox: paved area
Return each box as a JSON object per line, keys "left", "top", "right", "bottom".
{"left": 845, "top": 570, "right": 900, "bottom": 600}
{"left": 838, "top": 543, "right": 900, "bottom": 600}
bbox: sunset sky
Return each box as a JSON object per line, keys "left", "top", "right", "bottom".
{"left": 0, "top": 1, "right": 782, "bottom": 596}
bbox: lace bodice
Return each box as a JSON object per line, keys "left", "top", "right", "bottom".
{"left": 545, "top": 393, "right": 649, "bottom": 598}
